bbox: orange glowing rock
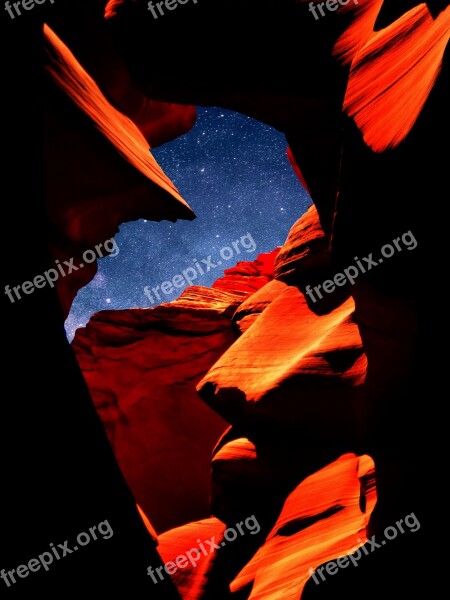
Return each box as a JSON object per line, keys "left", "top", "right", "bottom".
{"left": 44, "top": 24, "right": 195, "bottom": 316}
{"left": 72, "top": 253, "right": 278, "bottom": 532}
{"left": 230, "top": 454, "right": 376, "bottom": 599}
{"left": 154, "top": 454, "right": 376, "bottom": 599}
{"left": 198, "top": 287, "right": 366, "bottom": 443}
{"left": 341, "top": 4, "right": 450, "bottom": 151}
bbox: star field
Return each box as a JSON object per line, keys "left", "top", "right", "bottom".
{"left": 65, "top": 107, "right": 310, "bottom": 340}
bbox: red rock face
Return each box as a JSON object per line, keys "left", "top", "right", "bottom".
{"left": 213, "top": 250, "right": 280, "bottom": 297}
{"left": 72, "top": 253, "right": 276, "bottom": 533}
{"left": 17, "top": 0, "right": 444, "bottom": 594}
{"left": 273, "top": 205, "right": 331, "bottom": 284}
{"left": 73, "top": 207, "right": 377, "bottom": 594}
{"left": 72, "top": 293, "right": 232, "bottom": 534}
{"left": 198, "top": 207, "right": 366, "bottom": 451}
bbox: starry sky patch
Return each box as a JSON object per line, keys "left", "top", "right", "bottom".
{"left": 65, "top": 107, "right": 310, "bottom": 340}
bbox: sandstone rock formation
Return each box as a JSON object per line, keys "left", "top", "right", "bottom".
{"left": 72, "top": 252, "right": 277, "bottom": 532}
{"left": 157, "top": 454, "right": 376, "bottom": 600}
{"left": 73, "top": 207, "right": 376, "bottom": 597}
{"left": 44, "top": 23, "right": 196, "bottom": 316}
{"left": 4, "top": 0, "right": 448, "bottom": 595}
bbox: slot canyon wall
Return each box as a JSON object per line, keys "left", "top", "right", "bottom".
{"left": 2, "top": 0, "right": 448, "bottom": 596}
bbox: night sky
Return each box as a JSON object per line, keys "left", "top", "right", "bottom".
{"left": 65, "top": 107, "right": 311, "bottom": 341}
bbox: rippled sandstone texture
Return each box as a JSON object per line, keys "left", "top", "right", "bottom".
{"left": 3, "top": 0, "right": 448, "bottom": 595}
